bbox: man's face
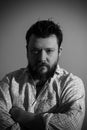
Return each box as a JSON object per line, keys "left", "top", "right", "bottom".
{"left": 27, "top": 34, "right": 60, "bottom": 79}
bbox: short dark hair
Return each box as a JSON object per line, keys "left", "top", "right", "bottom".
{"left": 26, "top": 19, "right": 63, "bottom": 48}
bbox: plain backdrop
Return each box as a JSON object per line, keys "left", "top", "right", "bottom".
{"left": 0, "top": 0, "right": 87, "bottom": 129}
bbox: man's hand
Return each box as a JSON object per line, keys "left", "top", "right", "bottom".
{"left": 9, "top": 106, "right": 45, "bottom": 130}
{"left": 9, "top": 106, "right": 35, "bottom": 122}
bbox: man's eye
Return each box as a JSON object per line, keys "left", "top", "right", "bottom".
{"left": 46, "top": 49, "right": 54, "bottom": 54}
{"left": 31, "top": 50, "right": 39, "bottom": 54}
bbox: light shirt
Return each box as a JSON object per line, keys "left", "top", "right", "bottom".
{"left": 0, "top": 65, "right": 85, "bottom": 130}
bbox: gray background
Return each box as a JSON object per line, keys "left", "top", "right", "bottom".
{"left": 0, "top": 0, "right": 87, "bottom": 129}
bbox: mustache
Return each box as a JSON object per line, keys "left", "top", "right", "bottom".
{"left": 37, "top": 62, "right": 49, "bottom": 68}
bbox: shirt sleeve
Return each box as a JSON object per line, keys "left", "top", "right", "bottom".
{"left": 42, "top": 76, "right": 85, "bottom": 130}
{"left": 0, "top": 76, "right": 21, "bottom": 130}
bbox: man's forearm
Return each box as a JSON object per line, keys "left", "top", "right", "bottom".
{"left": 10, "top": 106, "right": 45, "bottom": 129}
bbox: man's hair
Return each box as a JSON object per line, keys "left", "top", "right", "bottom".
{"left": 26, "top": 19, "right": 63, "bottom": 49}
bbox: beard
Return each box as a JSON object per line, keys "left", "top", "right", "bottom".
{"left": 28, "top": 59, "right": 58, "bottom": 81}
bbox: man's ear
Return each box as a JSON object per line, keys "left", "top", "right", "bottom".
{"left": 58, "top": 47, "right": 62, "bottom": 56}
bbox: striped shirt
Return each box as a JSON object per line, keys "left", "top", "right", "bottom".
{"left": 0, "top": 65, "right": 85, "bottom": 130}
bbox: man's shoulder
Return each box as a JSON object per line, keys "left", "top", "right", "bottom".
{"left": 7, "top": 67, "right": 26, "bottom": 76}
{"left": 1, "top": 67, "right": 28, "bottom": 83}
{"left": 56, "top": 66, "right": 84, "bottom": 87}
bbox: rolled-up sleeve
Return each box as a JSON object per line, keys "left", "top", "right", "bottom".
{"left": 43, "top": 76, "right": 85, "bottom": 130}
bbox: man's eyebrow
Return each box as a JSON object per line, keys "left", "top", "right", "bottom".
{"left": 31, "top": 47, "right": 56, "bottom": 50}
{"left": 31, "top": 47, "right": 39, "bottom": 50}
{"left": 45, "top": 48, "right": 56, "bottom": 50}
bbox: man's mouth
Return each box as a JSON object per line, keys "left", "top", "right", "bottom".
{"left": 38, "top": 62, "right": 48, "bottom": 67}
{"left": 39, "top": 65, "right": 47, "bottom": 71}
{"left": 38, "top": 64, "right": 48, "bottom": 73}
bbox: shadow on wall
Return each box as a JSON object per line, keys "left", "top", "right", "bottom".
{"left": 82, "top": 109, "right": 87, "bottom": 130}
{"left": 82, "top": 95, "right": 87, "bottom": 130}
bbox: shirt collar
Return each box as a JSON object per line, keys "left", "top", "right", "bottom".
{"left": 55, "top": 64, "right": 63, "bottom": 75}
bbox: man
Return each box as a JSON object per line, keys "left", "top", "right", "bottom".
{"left": 0, "top": 20, "right": 85, "bottom": 130}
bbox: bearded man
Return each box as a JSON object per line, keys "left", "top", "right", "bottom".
{"left": 0, "top": 20, "right": 85, "bottom": 130}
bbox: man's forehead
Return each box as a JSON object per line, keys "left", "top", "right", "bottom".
{"left": 29, "top": 34, "right": 58, "bottom": 48}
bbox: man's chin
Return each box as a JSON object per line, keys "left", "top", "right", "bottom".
{"left": 38, "top": 66, "right": 48, "bottom": 74}
{"left": 28, "top": 62, "right": 57, "bottom": 80}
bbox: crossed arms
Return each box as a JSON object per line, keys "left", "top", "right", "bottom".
{"left": 0, "top": 75, "right": 85, "bottom": 130}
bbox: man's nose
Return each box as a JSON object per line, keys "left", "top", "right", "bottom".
{"left": 39, "top": 50, "right": 47, "bottom": 62}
